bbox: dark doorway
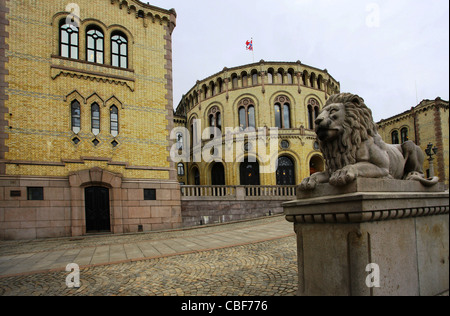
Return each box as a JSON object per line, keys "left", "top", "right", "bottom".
{"left": 240, "top": 158, "right": 260, "bottom": 185}
{"left": 276, "top": 156, "right": 295, "bottom": 185}
{"left": 85, "top": 186, "right": 111, "bottom": 233}
{"left": 211, "top": 163, "right": 225, "bottom": 186}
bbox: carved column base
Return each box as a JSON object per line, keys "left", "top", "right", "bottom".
{"left": 283, "top": 179, "right": 449, "bottom": 296}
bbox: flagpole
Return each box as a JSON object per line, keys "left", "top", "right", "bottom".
{"left": 251, "top": 37, "right": 254, "bottom": 63}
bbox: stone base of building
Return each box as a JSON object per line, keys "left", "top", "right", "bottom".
{"left": 283, "top": 178, "right": 449, "bottom": 296}
{"left": 0, "top": 168, "right": 182, "bottom": 240}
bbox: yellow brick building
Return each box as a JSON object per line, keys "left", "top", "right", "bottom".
{"left": 173, "top": 61, "right": 340, "bottom": 187}
{"left": 377, "top": 97, "right": 449, "bottom": 187}
{"left": 0, "top": 0, "right": 181, "bottom": 239}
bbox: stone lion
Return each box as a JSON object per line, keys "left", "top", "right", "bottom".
{"left": 300, "top": 93, "right": 439, "bottom": 190}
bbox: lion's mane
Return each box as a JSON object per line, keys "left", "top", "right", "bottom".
{"left": 319, "top": 93, "right": 379, "bottom": 174}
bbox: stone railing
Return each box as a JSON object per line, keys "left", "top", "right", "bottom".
{"left": 181, "top": 185, "right": 297, "bottom": 200}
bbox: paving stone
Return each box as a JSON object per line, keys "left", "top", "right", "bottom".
{"left": 0, "top": 216, "right": 298, "bottom": 296}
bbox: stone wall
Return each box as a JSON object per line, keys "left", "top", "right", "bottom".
{"left": 182, "top": 199, "right": 284, "bottom": 227}
{"left": 284, "top": 178, "right": 449, "bottom": 296}
{"left": 181, "top": 185, "right": 296, "bottom": 227}
{"left": 0, "top": 167, "right": 182, "bottom": 240}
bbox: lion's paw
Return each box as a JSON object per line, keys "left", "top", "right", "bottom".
{"left": 300, "top": 176, "right": 317, "bottom": 191}
{"left": 330, "top": 166, "right": 357, "bottom": 186}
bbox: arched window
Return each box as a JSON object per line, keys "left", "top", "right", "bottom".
{"left": 238, "top": 98, "right": 256, "bottom": 131}
{"left": 252, "top": 71, "right": 258, "bottom": 86}
{"left": 111, "top": 32, "right": 128, "bottom": 68}
{"left": 210, "top": 81, "right": 216, "bottom": 96}
{"left": 177, "top": 163, "right": 185, "bottom": 176}
{"left": 274, "top": 96, "right": 291, "bottom": 129}
{"left": 239, "top": 107, "right": 246, "bottom": 130}
{"left": 401, "top": 128, "right": 408, "bottom": 143}
{"left": 248, "top": 106, "right": 255, "bottom": 129}
{"left": 267, "top": 69, "right": 274, "bottom": 84}
{"left": 232, "top": 74, "right": 239, "bottom": 89}
{"left": 208, "top": 106, "right": 222, "bottom": 138}
{"left": 91, "top": 103, "right": 100, "bottom": 135}
{"left": 217, "top": 78, "right": 223, "bottom": 93}
{"left": 283, "top": 104, "right": 291, "bottom": 129}
{"left": 71, "top": 100, "right": 81, "bottom": 134}
{"left": 86, "top": 26, "right": 104, "bottom": 64}
{"left": 60, "top": 20, "right": 79, "bottom": 59}
{"left": 277, "top": 69, "right": 284, "bottom": 84}
{"left": 308, "top": 105, "right": 314, "bottom": 130}
{"left": 242, "top": 72, "right": 248, "bottom": 87}
{"left": 274, "top": 104, "right": 282, "bottom": 128}
{"left": 307, "top": 98, "right": 320, "bottom": 130}
{"left": 110, "top": 105, "right": 119, "bottom": 137}
{"left": 287, "top": 70, "right": 293, "bottom": 84}
{"left": 392, "top": 130, "right": 399, "bottom": 144}
{"left": 310, "top": 73, "right": 316, "bottom": 88}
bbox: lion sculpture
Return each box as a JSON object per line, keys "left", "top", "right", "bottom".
{"left": 300, "top": 93, "right": 439, "bottom": 190}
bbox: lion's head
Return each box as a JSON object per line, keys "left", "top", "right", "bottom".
{"left": 316, "top": 93, "right": 378, "bottom": 173}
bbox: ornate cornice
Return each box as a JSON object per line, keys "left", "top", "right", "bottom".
{"left": 284, "top": 179, "right": 449, "bottom": 224}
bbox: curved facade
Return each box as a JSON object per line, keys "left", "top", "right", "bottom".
{"left": 174, "top": 60, "right": 340, "bottom": 186}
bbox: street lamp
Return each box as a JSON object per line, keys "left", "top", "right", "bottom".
{"left": 425, "top": 143, "right": 438, "bottom": 178}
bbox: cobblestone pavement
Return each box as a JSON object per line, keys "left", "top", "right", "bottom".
{"left": 0, "top": 216, "right": 298, "bottom": 296}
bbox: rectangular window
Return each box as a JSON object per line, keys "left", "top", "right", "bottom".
{"left": 27, "top": 187, "right": 44, "bottom": 201}
{"left": 143, "top": 189, "right": 156, "bottom": 201}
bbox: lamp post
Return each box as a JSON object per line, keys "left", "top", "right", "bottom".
{"left": 425, "top": 143, "right": 438, "bottom": 178}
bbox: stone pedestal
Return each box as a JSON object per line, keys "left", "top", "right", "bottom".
{"left": 283, "top": 178, "right": 449, "bottom": 296}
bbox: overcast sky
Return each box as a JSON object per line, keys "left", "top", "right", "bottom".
{"left": 149, "top": 0, "right": 449, "bottom": 122}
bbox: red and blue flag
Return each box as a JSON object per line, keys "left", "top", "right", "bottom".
{"left": 246, "top": 40, "right": 253, "bottom": 51}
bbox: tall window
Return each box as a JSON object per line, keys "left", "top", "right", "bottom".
{"left": 208, "top": 106, "right": 222, "bottom": 138}
{"left": 401, "top": 128, "right": 408, "bottom": 143}
{"left": 111, "top": 32, "right": 128, "bottom": 68}
{"left": 267, "top": 69, "right": 274, "bottom": 84}
{"left": 86, "top": 27, "right": 104, "bottom": 64}
{"left": 60, "top": 20, "right": 78, "bottom": 59}
{"left": 238, "top": 98, "right": 256, "bottom": 131}
{"left": 275, "top": 104, "right": 282, "bottom": 129}
{"left": 177, "top": 163, "right": 185, "bottom": 176}
{"left": 274, "top": 96, "right": 291, "bottom": 129}
{"left": 287, "top": 70, "right": 294, "bottom": 84}
{"left": 252, "top": 71, "right": 258, "bottom": 86}
{"left": 307, "top": 98, "right": 320, "bottom": 130}
{"left": 91, "top": 103, "right": 100, "bottom": 135}
{"left": 71, "top": 100, "right": 81, "bottom": 134}
{"left": 392, "top": 131, "right": 399, "bottom": 144}
{"left": 242, "top": 72, "right": 248, "bottom": 87}
{"left": 110, "top": 106, "right": 119, "bottom": 137}
{"left": 277, "top": 69, "right": 284, "bottom": 84}
{"left": 232, "top": 74, "right": 238, "bottom": 89}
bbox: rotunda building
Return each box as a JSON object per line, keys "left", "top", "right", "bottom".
{"left": 174, "top": 60, "right": 340, "bottom": 187}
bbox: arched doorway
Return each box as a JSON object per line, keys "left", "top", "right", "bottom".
{"left": 240, "top": 158, "right": 260, "bottom": 185}
{"left": 211, "top": 163, "right": 225, "bottom": 185}
{"left": 310, "top": 155, "right": 325, "bottom": 175}
{"left": 85, "top": 186, "right": 111, "bottom": 233}
{"left": 190, "top": 166, "right": 200, "bottom": 185}
{"left": 276, "top": 156, "right": 295, "bottom": 185}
